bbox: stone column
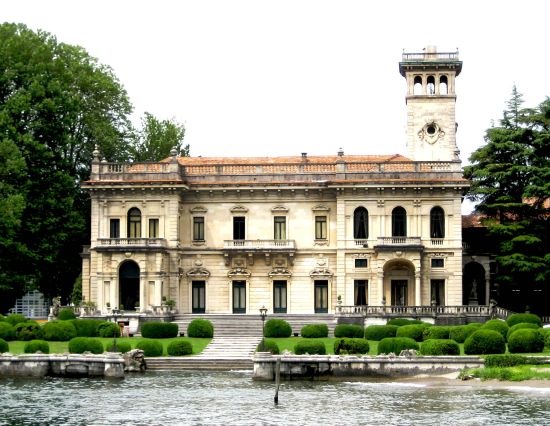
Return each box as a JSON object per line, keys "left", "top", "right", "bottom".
{"left": 415, "top": 273, "right": 421, "bottom": 306}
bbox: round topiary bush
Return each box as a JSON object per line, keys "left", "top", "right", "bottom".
{"left": 97, "top": 322, "right": 121, "bottom": 338}
{"left": 506, "top": 313, "right": 542, "bottom": 328}
{"left": 364, "top": 325, "right": 398, "bottom": 341}
{"left": 5, "top": 313, "right": 27, "bottom": 326}
{"left": 420, "top": 339, "right": 460, "bottom": 355}
{"left": 71, "top": 319, "right": 104, "bottom": 337}
{"left": 301, "top": 324, "right": 328, "bottom": 338}
{"left": 396, "top": 324, "right": 427, "bottom": 342}
{"left": 0, "top": 322, "right": 16, "bottom": 341}
{"left": 105, "top": 341, "right": 132, "bottom": 353}
{"left": 387, "top": 318, "right": 426, "bottom": 327}
{"left": 423, "top": 326, "right": 450, "bottom": 341}
{"left": 507, "top": 329, "right": 545, "bottom": 354}
{"left": 257, "top": 339, "right": 280, "bottom": 354}
{"left": 135, "top": 339, "right": 164, "bottom": 356}
{"left": 449, "top": 325, "right": 478, "bottom": 343}
{"left": 481, "top": 319, "right": 509, "bottom": 340}
{"left": 0, "top": 338, "right": 8, "bottom": 353}
{"left": 187, "top": 319, "right": 214, "bottom": 338}
{"left": 24, "top": 340, "right": 50, "bottom": 354}
{"left": 58, "top": 308, "right": 76, "bottom": 321}
{"left": 334, "top": 338, "right": 370, "bottom": 355}
{"left": 263, "top": 319, "right": 292, "bottom": 338}
{"left": 68, "top": 337, "right": 104, "bottom": 354}
{"left": 334, "top": 324, "right": 364, "bottom": 338}
{"left": 377, "top": 337, "right": 419, "bottom": 355}
{"left": 294, "top": 340, "right": 326, "bottom": 355}
{"left": 15, "top": 321, "right": 44, "bottom": 341}
{"left": 167, "top": 339, "right": 193, "bottom": 356}
{"left": 464, "top": 329, "right": 506, "bottom": 355}
{"left": 506, "top": 322, "right": 540, "bottom": 340}
{"left": 141, "top": 322, "right": 179, "bottom": 338}
{"left": 42, "top": 320, "right": 77, "bottom": 341}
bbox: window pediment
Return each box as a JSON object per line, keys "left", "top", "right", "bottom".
{"left": 186, "top": 267, "right": 211, "bottom": 278}
{"left": 271, "top": 205, "right": 289, "bottom": 213}
{"left": 230, "top": 205, "right": 248, "bottom": 213}
{"left": 312, "top": 204, "right": 330, "bottom": 212}
{"left": 190, "top": 206, "right": 208, "bottom": 214}
{"left": 227, "top": 267, "right": 251, "bottom": 278}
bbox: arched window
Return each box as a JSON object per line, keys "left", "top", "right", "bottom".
{"left": 392, "top": 207, "right": 407, "bottom": 237}
{"left": 127, "top": 208, "right": 141, "bottom": 238}
{"left": 427, "top": 75, "right": 435, "bottom": 95}
{"left": 353, "top": 207, "right": 369, "bottom": 239}
{"left": 430, "top": 207, "right": 445, "bottom": 238}
{"left": 439, "top": 75, "right": 448, "bottom": 95}
{"left": 413, "top": 76, "right": 422, "bottom": 95}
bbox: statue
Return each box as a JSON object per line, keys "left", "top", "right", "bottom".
{"left": 48, "top": 296, "right": 61, "bottom": 320}
{"left": 123, "top": 349, "right": 146, "bottom": 372}
{"left": 468, "top": 279, "right": 479, "bottom": 305}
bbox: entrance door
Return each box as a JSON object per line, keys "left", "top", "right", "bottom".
{"left": 391, "top": 280, "right": 408, "bottom": 306}
{"left": 119, "top": 261, "right": 140, "bottom": 310}
{"left": 232, "top": 281, "right": 246, "bottom": 313}
{"left": 273, "top": 280, "right": 287, "bottom": 313}
{"left": 431, "top": 279, "right": 445, "bottom": 306}
{"left": 354, "top": 280, "right": 368, "bottom": 305}
{"left": 314, "top": 280, "right": 328, "bottom": 313}
{"left": 192, "top": 281, "right": 206, "bottom": 313}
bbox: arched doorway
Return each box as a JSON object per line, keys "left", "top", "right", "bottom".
{"left": 383, "top": 260, "right": 415, "bottom": 306}
{"left": 119, "top": 261, "right": 140, "bottom": 310}
{"left": 463, "top": 262, "right": 486, "bottom": 305}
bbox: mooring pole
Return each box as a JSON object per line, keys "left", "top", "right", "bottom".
{"left": 274, "top": 356, "right": 281, "bottom": 405}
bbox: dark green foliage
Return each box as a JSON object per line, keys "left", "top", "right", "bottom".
{"left": 482, "top": 320, "right": 509, "bottom": 340}
{"left": 449, "top": 325, "right": 479, "bottom": 343}
{"left": 141, "top": 322, "right": 179, "bottom": 339}
{"left": 396, "top": 325, "right": 427, "bottom": 342}
{"left": 0, "top": 322, "right": 16, "bottom": 341}
{"left": 263, "top": 319, "right": 292, "bottom": 338}
{"left": 0, "top": 338, "right": 8, "bottom": 352}
{"left": 464, "top": 330, "right": 506, "bottom": 355}
{"left": 186, "top": 319, "right": 214, "bottom": 338}
{"left": 68, "top": 337, "right": 104, "bottom": 354}
{"left": 507, "top": 329, "right": 544, "bottom": 353}
{"left": 334, "top": 324, "right": 364, "bottom": 338}
{"left": 294, "top": 340, "right": 326, "bottom": 355}
{"left": 42, "top": 320, "right": 77, "bottom": 341}
{"left": 377, "top": 337, "right": 419, "bottom": 355}
{"left": 387, "top": 318, "right": 426, "bottom": 327}
{"left": 167, "top": 339, "right": 193, "bottom": 356}
{"left": 423, "top": 326, "right": 450, "bottom": 341}
{"left": 507, "top": 322, "right": 540, "bottom": 340}
{"left": 484, "top": 354, "right": 529, "bottom": 367}
{"left": 0, "top": 314, "right": 5, "bottom": 321}
{"left": 135, "top": 339, "right": 164, "bottom": 357}
{"left": 544, "top": 329, "right": 550, "bottom": 348}
{"left": 24, "top": 340, "right": 50, "bottom": 354}
{"left": 364, "top": 325, "right": 398, "bottom": 341}
{"left": 300, "top": 324, "right": 329, "bottom": 338}
{"left": 257, "top": 339, "right": 280, "bottom": 354}
{"left": 420, "top": 339, "right": 460, "bottom": 356}
{"left": 5, "top": 314, "right": 27, "bottom": 326}
{"left": 97, "top": 322, "right": 121, "bottom": 338}
{"left": 15, "top": 321, "right": 43, "bottom": 341}
{"left": 105, "top": 341, "right": 131, "bottom": 353}
{"left": 334, "top": 338, "right": 370, "bottom": 355}
{"left": 58, "top": 308, "right": 76, "bottom": 321}
{"left": 71, "top": 319, "right": 104, "bottom": 337}
{"left": 506, "top": 313, "right": 542, "bottom": 328}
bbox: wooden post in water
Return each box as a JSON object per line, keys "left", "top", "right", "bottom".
{"left": 274, "top": 357, "right": 281, "bottom": 405}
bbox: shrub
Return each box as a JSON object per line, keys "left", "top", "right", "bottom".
{"left": 449, "top": 325, "right": 478, "bottom": 343}
{"left": 387, "top": 318, "right": 426, "bottom": 327}
{"left": 396, "top": 324, "right": 426, "bottom": 342}
{"left": 141, "top": 322, "right": 179, "bottom": 338}
{"left": 0, "top": 314, "right": 5, "bottom": 322}
{"left": 420, "top": 339, "right": 459, "bottom": 356}
{"left": 105, "top": 341, "right": 132, "bottom": 353}
{"left": 544, "top": 329, "right": 550, "bottom": 348}
{"left": 15, "top": 321, "right": 44, "bottom": 341}
{"left": 464, "top": 329, "right": 506, "bottom": 355}
{"left": 264, "top": 319, "right": 292, "bottom": 338}
{"left": 58, "top": 308, "right": 76, "bottom": 321}
{"left": 167, "top": 339, "right": 193, "bottom": 356}
{"left": 484, "top": 354, "right": 530, "bottom": 368}
{"left": 506, "top": 313, "right": 542, "bottom": 328}
{"left": 0, "top": 338, "right": 8, "bottom": 353}
{"left": 135, "top": 339, "right": 164, "bottom": 356}
{"left": 334, "top": 324, "right": 364, "bottom": 338}
{"left": 506, "top": 322, "right": 540, "bottom": 340}
{"left": 24, "top": 340, "right": 50, "bottom": 354}
{"left": 42, "top": 320, "right": 77, "bottom": 341}
{"left": 467, "top": 322, "right": 483, "bottom": 329}
{"left": 72, "top": 319, "right": 104, "bottom": 337}
{"left": 257, "top": 339, "right": 280, "bottom": 354}
{"left": 364, "top": 325, "right": 398, "bottom": 341}
{"left": 68, "top": 337, "right": 104, "bottom": 354}
{"left": 507, "top": 329, "right": 544, "bottom": 354}
{"left": 5, "top": 314, "right": 27, "bottom": 326}
{"left": 187, "top": 319, "right": 214, "bottom": 338}
{"left": 97, "top": 322, "right": 121, "bottom": 338}
{"left": 301, "top": 324, "right": 328, "bottom": 338}
{"left": 378, "top": 337, "right": 419, "bottom": 355}
{"left": 294, "top": 340, "right": 326, "bottom": 355}
{"left": 481, "top": 319, "right": 509, "bottom": 340}
{"left": 0, "top": 322, "right": 16, "bottom": 341}
{"left": 334, "top": 338, "right": 370, "bottom": 355}
{"left": 423, "top": 326, "right": 450, "bottom": 341}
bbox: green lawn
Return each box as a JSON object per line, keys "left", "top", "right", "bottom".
{"left": 461, "top": 364, "right": 550, "bottom": 381}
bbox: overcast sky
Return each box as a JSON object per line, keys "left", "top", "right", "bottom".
{"left": 4, "top": 1, "right": 550, "bottom": 212}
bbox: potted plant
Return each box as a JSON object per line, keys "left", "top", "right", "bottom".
{"left": 165, "top": 299, "right": 176, "bottom": 313}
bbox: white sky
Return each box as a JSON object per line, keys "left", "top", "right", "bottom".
{"left": 3, "top": 0, "right": 550, "bottom": 213}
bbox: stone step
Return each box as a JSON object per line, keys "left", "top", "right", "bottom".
{"left": 145, "top": 357, "right": 253, "bottom": 370}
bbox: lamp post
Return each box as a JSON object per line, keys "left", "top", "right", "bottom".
{"left": 259, "top": 305, "right": 267, "bottom": 350}
{"left": 112, "top": 307, "right": 121, "bottom": 352}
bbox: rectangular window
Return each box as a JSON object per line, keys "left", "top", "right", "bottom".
{"left": 431, "top": 279, "right": 445, "bottom": 306}
{"left": 109, "top": 219, "right": 120, "bottom": 238}
{"left": 193, "top": 217, "right": 205, "bottom": 241}
{"left": 314, "top": 280, "right": 328, "bottom": 313}
{"left": 354, "top": 259, "right": 368, "bottom": 268}
{"left": 315, "top": 216, "right": 327, "bottom": 240}
{"left": 354, "top": 280, "right": 368, "bottom": 305}
{"left": 273, "top": 280, "right": 287, "bottom": 313}
{"left": 431, "top": 258, "right": 444, "bottom": 268}
{"left": 274, "top": 216, "right": 286, "bottom": 240}
{"left": 192, "top": 281, "right": 206, "bottom": 313}
{"left": 233, "top": 217, "right": 245, "bottom": 240}
{"left": 232, "top": 281, "right": 246, "bottom": 313}
{"left": 149, "top": 218, "right": 159, "bottom": 238}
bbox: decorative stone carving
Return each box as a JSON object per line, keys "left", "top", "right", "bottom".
{"left": 271, "top": 205, "right": 289, "bottom": 213}
{"left": 186, "top": 267, "right": 211, "bottom": 278}
{"left": 123, "top": 349, "right": 146, "bottom": 372}
{"left": 230, "top": 205, "right": 248, "bottom": 213}
{"left": 268, "top": 267, "right": 292, "bottom": 278}
{"left": 309, "top": 267, "right": 333, "bottom": 277}
{"left": 227, "top": 267, "right": 251, "bottom": 278}
{"left": 190, "top": 206, "right": 208, "bottom": 214}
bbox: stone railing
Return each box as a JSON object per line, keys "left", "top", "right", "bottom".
{"left": 223, "top": 239, "right": 296, "bottom": 250}
{"left": 336, "top": 305, "right": 495, "bottom": 317}
{"left": 401, "top": 51, "right": 460, "bottom": 62}
{"left": 91, "top": 162, "right": 183, "bottom": 182}
{"left": 96, "top": 238, "right": 168, "bottom": 248}
{"left": 376, "top": 237, "right": 422, "bottom": 246}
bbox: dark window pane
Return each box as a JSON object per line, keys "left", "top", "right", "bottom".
{"left": 233, "top": 217, "right": 245, "bottom": 240}
{"left": 353, "top": 207, "right": 368, "bottom": 239}
{"left": 392, "top": 207, "right": 406, "bottom": 237}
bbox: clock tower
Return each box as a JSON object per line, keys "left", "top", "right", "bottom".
{"left": 399, "top": 46, "right": 462, "bottom": 162}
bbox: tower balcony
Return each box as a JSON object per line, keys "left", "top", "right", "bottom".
{"left": 95, "top": 238, "right": 168, "bottom": 252}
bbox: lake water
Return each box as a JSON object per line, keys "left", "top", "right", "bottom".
{"left": 1, "top": 371, "right": 549, "bottom": 425}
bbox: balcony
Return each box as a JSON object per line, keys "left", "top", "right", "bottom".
{"left": 95, "top": 238, "right": 168, "bottom": 252}
{"left": 222, "top": 239, "right": 296, "bottom": 266}
{"left": 374, "top": 237, "right": 423, "bottom": 251}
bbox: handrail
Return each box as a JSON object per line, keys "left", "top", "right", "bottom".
{"left": 223, "top": 239, "right": 296, "bottom": 250}
{"left": 97, "top": 238, "right": 167, "bottom": 247}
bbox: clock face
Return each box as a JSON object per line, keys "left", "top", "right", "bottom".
{"left": 418, "top": 121, "right": 444, "bottom": 144}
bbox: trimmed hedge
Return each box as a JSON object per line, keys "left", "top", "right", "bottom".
{"left": 187, "top": 319, "right": 214, "bottom": 338}
{"left": 5, "top": 314, "right": 27, "bottom": 326}
{"left": 42, "top": 320, "right": 77, "bottom": 341}
{"left": 301, "top": 324, "right": 329, "bottom": 338}
{"left": 294, "top": 340, "right": 326, "bottom": 355}
{"left": 68, "top": 337, "right": 104, "bottom": 354}
{"left": 423, "top": 326, "right": 450, "bottom": 341}
{"left": 396, "top": 324, "right": 427, "bottom": 342}
{"left": 105, "top": 341, "right": 132, "bottom": 353}
{"left": 483, "top": 354, "right": 543, "bottom": 367}
{"left": 420, "top": 339, "right": 459, "bottom": 355}
{"left": 378, "top": 337, "right": 419, "bottom": 355}
{"left": 72, "top": 319, "right": 104, "bottom": 337}
{"left": 449, "top": 325, "right": 479, "bottom": 343}
{"left": 24, "top": 340, "right": 50, "bottom": 354}
{"left": 141, "top": 322, "right": 179, "bottom": 338}
{"left": 97, "top": 322, "right": 121, "bottom": 338}
{"left": 364, "top": 325, "right": 398, "bottom": 341}
{"left": 0, "top": 322, "right": 16, "bottom": 341}
{"left": 135, "top": 339, "right": 164, "bottom": 356}
{"left": 167, "top": 339, "right": 193, "bottom": 356}
{"left": 387, "top": 318, "right": 426, "bottom": 327}
{"left": 15, "top": 321, "right": 44, "bottom": 341}
{"left": 481, "top": 320, "right": 509, "bottom": 340}
{"left": 59, "top": 308, "right": 76, "bottom": 321}
{"left": 257, "top": 339, "right": 280, "bottom": 354}
{"left": 464, "top": 329, "right": 506, "bottom": 355}
{"left": 507, "top": 329, "right": 544, "bottom": 354}
{"left": 264, "top": 319, "right": 292, "bottom": 338}
{"left": 506, "top": 313, "right": 542, "bottom": 328}
{"left": 507, "top": 322, "right": 540, "bottom": 340}
{"left": 0, "top": 338, "right": 8, "bottom": 353}
{"left": 334, "top": 338, "right": 370, "bottom": 355}
{"left": 334, "top": 324, "right": 364, "bottom": 338}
